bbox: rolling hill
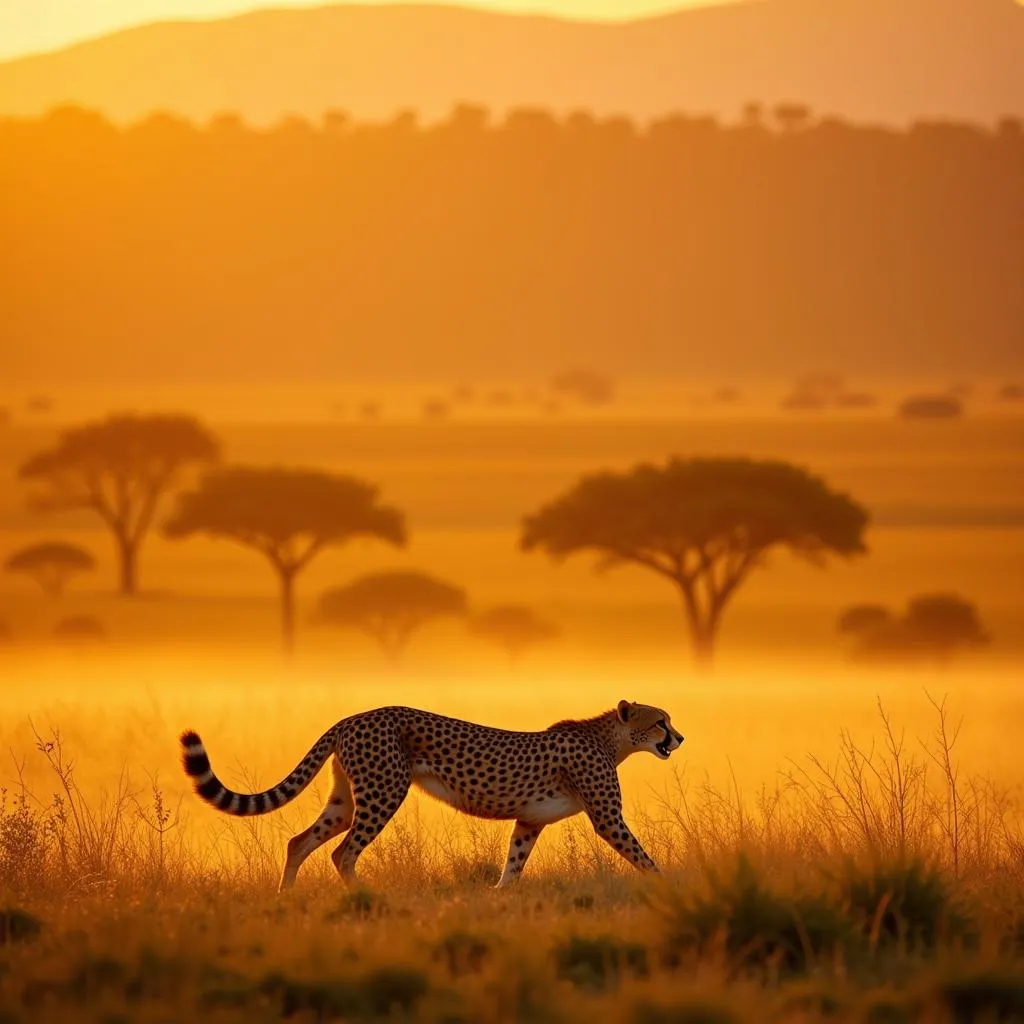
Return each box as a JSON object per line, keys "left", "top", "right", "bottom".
{"left": 0, "top": 0, "right": 1022, "bottom": 127}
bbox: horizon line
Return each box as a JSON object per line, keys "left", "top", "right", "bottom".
{"left": 0, "top": 0, "right": 746, "bottom": 65}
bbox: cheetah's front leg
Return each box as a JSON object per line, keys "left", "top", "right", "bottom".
{"left": 568, "top": 762, "right": 658, "bottom": 875}
{"left": 495, "top": 822, "right": 544, "bottom": 887}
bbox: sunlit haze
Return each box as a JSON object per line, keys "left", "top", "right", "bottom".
{"left": 2, "top": 0, "right": 1022, "bottom": 1017}
{"left": 1, "top": 0, "right": 734, "bottom": 61}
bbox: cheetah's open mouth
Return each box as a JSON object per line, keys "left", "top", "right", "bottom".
{"left": 655, "top": 733, "right": 673, "bottom": 758}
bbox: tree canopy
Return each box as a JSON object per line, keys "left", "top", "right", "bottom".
{"left": 468, "top": 605, "right": 560, "bottom": 664}
{"left": 3, "top": 541, "right": 96, "bottom": 596}
{"left": 521, "top": 457, "right": 869, "bottom": 668}
{"left": 317, "top": 570, "right": 467, "bottom": 661}
{"left": 18, "top": 413, "right": 220, "bottom": 594}
{"left": 163, "top": 466, "right": 406, "bottom": 652}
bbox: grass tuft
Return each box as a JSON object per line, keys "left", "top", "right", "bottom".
{"left": 553, "top": 934, "right": 648, "bottom": 990}
{"left": 655, "top": 854, "right": 855, "bottom": 976}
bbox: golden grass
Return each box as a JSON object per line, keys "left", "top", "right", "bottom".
{"left": 0, "top": 406, "right": 1022, "bottom": 1019}
{"left": 2, "top": 678, "right": 1024, "bottom": 1023}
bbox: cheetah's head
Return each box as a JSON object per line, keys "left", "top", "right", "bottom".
{"left": 616, "top": 700, "right": 684, "bottom": 760}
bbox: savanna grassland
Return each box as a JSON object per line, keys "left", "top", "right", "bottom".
{"left": 1, "top": 393, "right": 1023, "bottom": 1022}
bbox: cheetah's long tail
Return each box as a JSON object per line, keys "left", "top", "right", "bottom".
{"left": 179, "top": 726, "right": 339, "bottom": 816}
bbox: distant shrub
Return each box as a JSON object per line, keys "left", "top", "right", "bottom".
{"left": 713, "top": 386, "right": 741, "bottom": 404}
{"left": 451, "top": 384, "right": 475, "bottom": 403}
{"left": 794, "top": 372, "right": 845, "bottom": 396}
{"left": 468, "top": 605, "right": 560, "bottom": 664}
{"left": 358, "top": 400, "right": 380, "bottom": 420}
{"left": 837, "top": 604, "right": 893, "bottom": 636}
{"left": 898, "top": 394, "right": 963, "bottom": 420}
{"left": 26, "top": 395, "right": 53, "bottom": 413}
{"left": 421, "top": 399, "right": 450, "bottom": 420}
{"left": 485, "top": 389, "right": 514, "bottom": 407}
{"left": 836, "top": 391, "right": 879, "bottom": 409}
{"left": 52, "top": 615, "right": 106, "bottom": 641}
{"left": 998, "top": 383, "right": 1024, "bottom": 402}
{"left": 844, "top": 593, "right": 989, "bottom": 665}
{"left": 781, "top": 390, "right": 828, "bottom": 411}
{"left": 551, "top": 368, "right": 615, "bottom": 405}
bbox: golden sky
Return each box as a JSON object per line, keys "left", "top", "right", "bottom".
{"left": 1, "top": 0, "right": 732, "bottom": 62}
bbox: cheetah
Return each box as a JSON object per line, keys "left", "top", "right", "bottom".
{"left": 179, "top": 700, "right": 684, "bottom": 889}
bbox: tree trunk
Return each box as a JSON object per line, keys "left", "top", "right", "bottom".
{"left": 117, "top": 537, "right": 138, "bottom": 596}
{"left": 678, "top": 583, "right": 717, "bottom": 672}
{"left": 280, "top": 571, "right": 296, "bottom": 656}
{"left": 691, "top": 627, "right": 716, "bottom": 671}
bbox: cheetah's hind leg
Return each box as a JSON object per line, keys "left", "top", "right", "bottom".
{"left": 279, "top": 756, "right": 354, "bottom": 891}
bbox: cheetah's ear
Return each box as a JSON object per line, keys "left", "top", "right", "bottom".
{"left": 617, "top": 700, "right": 632, "bottom": 723}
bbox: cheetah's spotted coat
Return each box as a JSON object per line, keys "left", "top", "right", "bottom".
{"left": 180, "top": 700, "right": 684, "bottom": 889}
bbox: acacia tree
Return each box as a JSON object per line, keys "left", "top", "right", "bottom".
{"left": 521, "top": 457, "right": 868, "bottom": 669}
{"left": 3, "top": 541, "right": 96, "bottom": 596}
{"left": 468, "top": 605, "right": 560, "bottom": 665}
{"left": 17, "top": 414, "right": 220, "bottom": 595}
{"left": 163, "top": 467, "right": 406, "bottom": 653}
{"left": 316, "top": 571, "right": 467, "bottom": 662}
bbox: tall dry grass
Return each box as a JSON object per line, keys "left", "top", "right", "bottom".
{"left": 1, "top": 701, "right": 1024, "bottom": 1021}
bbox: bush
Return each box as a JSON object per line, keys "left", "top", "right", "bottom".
{"left": 432, "top": 932, "right": 492, "bottom": 977}
{"left": 324, "top": 889, "right": 388, "bottom": 921}
{"left": 930, "top": 968, "right": 1024, "bottom": 1021}
{"left": 898, "top": 394, "right": 963, "bottom": 420}
{"left": 553, "top": 935, "right": 648, "bottom": 990}
{"left": 551, "top": 368, "right": 615, "bottom": 405}
{"left": 0, "top": 908, "right": 42, "bottom": 945}
{"left": 845, "top": 593, "right": 989, "bottom": 664}
{"left": 655, "top": 855, "right": 856, "bottom": 976}
{"left": 422, "top": 399, "right": 449, "bottom": 420}
{"left": 841, "top": 859, "right": 975, "bottom": 952}
{"left": 52, "top": 615, "right": 106, "bottom": 641}
{"left": 837, "top": 604, "right": 893, "bottom": 636}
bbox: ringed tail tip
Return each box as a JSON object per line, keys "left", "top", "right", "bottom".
{"left": 179, "top": 730, "right": 211, "bottom": 780}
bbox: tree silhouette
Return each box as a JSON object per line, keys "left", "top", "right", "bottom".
{"left": 903, "top": 594, "right": 990, "bottom": 662}
{"left": 3, "top": 541, "right": 96, "bottom": 597}
{"left": 468, "top": 605, "right": 560, "bottom": 665}
{"left": 18, "top": 414, "right": 220, "bottom": 595}
{"left": 53, "top": 615, "right": 106, "bottom": 642}
{"left": 774, "top": 102, "right": 812, "bottom": 132}
{"left": 316, "top": 570, "right": 467, "bottom": 661}
{"left": 844, "top": 593, "right": 989, "bottom": 665}
{"left": 163, "top": 467, "right": 405, "bottom": 653}
{"left": 521, "top": 458, "right": 868, "bottom": 669}
{"left": 837, "top": 603, "right": 893, "bottom": 637}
